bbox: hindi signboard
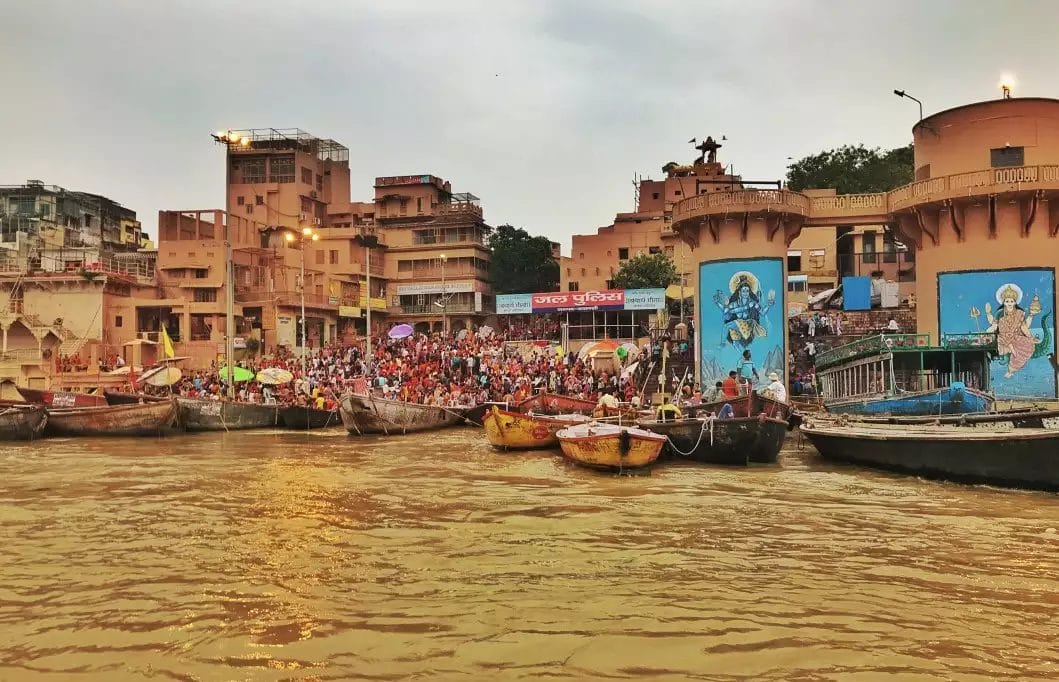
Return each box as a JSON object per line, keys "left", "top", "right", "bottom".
{"left": 495, "top": 288, "right": 665, "bottom": 314}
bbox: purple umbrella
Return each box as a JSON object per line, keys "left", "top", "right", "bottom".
{"left": 388, "top": 323, "right": 414, "bottom": 340}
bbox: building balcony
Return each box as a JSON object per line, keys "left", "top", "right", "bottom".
{"left": 392, "top": 302, "right": 479, "bottom": 315}
{"left": 394, "top": 268, "right": 485, "bottom": 281}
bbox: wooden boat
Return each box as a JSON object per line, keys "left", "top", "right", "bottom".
{"left": 515, "top": 392, "right": 596, "bottom": 416}
{"left": 104, "top": 390, "right": 168, "bottom": 405}
{"left": 690, "top": 393, "right": 792, "bottom": 421}
{"left": 339, "top": 393, "right": 466, "bottom": 435}
{"left": 637, "top": 414, "right": 788, "bottom": 465}
{"left": 279, "top": 405, "right": 341, "bottom": 430}
{"left": 825, "top": 384, "right": 995, "bottom": 417}
{"left": 801, "top": 420, "right": 1059, "bottom": 491}
{"left": 0, "top": 404, "right": 47, "bottom": 440}
{"left": 44, "top": 398, "right": 179, "bottom": 437}
{"left": 556, "top": 422, "right": 666, "bottom": 471}
{"left": 847, "top": 407, "right": 1059, "bottom": 429}
{"left": 177, "top": 398, "right": 280, "bottom": 431}
{"left": 483, "top": 406, "right": 590, "bottom": 450}
{"left": 16, "top": 386, "right": 107, "bottom": 408}
{"left": 463, "top": 401, "right": 511, "bottom": 427}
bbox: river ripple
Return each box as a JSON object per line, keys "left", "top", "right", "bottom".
{"left": 1, "top": 429, "right": 1057, "bottom": 680}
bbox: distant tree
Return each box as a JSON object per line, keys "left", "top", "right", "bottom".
{"left": 488, "top": 224, "right": 559, "bottom": 294}
{"left": 612, "top": 252, "right": 677, "bottom": 289}
{"left": 786, "top": 144, "right": 914, "bottom": 194}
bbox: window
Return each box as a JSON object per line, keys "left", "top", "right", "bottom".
{"left": 236, "top": 196, "right": 245, "bottom": 206}
{"left": 115, "top": 315, "right": 122, "bottom": 328}
{"left": 618, "top": 248, "right": 629, "bottom": 260}
{"left": 664, "top": 246, "right": 674, "bottom": 258}
{"left": 651, "top": 193, "right": 660, "bottom": 200}
{"left": 568, "top": 281, "right": 579, "bottom": 291}
{"left": 915, "top": 164, "right": 931, "bottom": 181}
{"left": 315, "top": 174, "right": 322, "bottom": 191}
{"left": 255, "top": 195, "right": 264, "bottom": 205}
{"left": 245, "top": 204, "right": 253, "bottom": 214}
{"left": 329, "top": 250, "right": 338, "bottom": 264}
{"left": 883, "top": 232, "right": 897, "bottom": 263}
{"left": 580, "top": 268, "right": 586, "bottom": 276}
{"left": 594, "top": 267, "right": 600, "bottom": 275}
{"left": 241, "top": 157, "right": 266, "bottom": 183}
{"left": 565, "top": 268, "right": 570, "bottom": 276}
{"left": 605, "top": 280, "right": 615, "bottom": 289}
{"left": 787, "top": 279, "right": 806, "bottom": 293}
{"left": 315, "top": 250, "right": 325, "bottom": 265}
{"left": 416, "top": 197, "right": 423, "bottom": 213}
{"left": 579, "top": 252, "right": 584, "bottom": 260}
{"left": 194, "top": 268, "right": 208, "bottom": 278}
{"left": 674, "top": 190, "right": 682, "bottom": 196}
{"left": 787, "top": 251, "right": 802, "bottom": 272}
{"left": 809, "top": 249, "right": 826, "bottom": 269}
{"left": 193, "top": 289, "right": 218, "bottom": 303}
{"left": 269, "top": 155, "right": 294, "bottom": 183}
{"left": 862, "top": 231, "right": 877, "bottom": 263}
{"left": 991, "top": 146, "right": 1024, "bottom": 168}
{"left": 648, "top": 246, "right": 661, "bottom": 255}
{"left": 301, "top": 167, "right": 313, "bottom": 184}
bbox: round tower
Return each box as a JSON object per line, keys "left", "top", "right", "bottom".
{"left": 891, "top": 97, "right": 1059, "bottom": 399}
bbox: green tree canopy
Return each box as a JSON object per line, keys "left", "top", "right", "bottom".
{"left": 611, "top": 252, "right": 677, "bottom": 289}
{"left": 488, "top": 224, "right": 559, "bottom": 294}
{"left": 786, "top": 144, "right": 914, "bottom": 194}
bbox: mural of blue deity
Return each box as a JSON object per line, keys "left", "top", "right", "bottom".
{"left": 698, "top": 257, "right": 784, "bottom": 389}
{"left": 938, "top": 267, "right": 1056, "bottom": 399}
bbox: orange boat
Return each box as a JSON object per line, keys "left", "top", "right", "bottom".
{"left": 556, "top": 422, "right": 667, "bottom": 471}
{"left": 482, "top": 406, "right": 589, "bottom": 450}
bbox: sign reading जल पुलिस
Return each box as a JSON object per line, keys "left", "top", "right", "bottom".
{"left": 495, "top": 288, "right": 665, "bottom": 314}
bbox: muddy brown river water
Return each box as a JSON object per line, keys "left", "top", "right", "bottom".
{"left": 1, "top": 428, "right": 1057, "bottom": 680}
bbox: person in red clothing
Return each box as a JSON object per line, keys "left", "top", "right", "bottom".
{"left": 721, "top": 370, "right": 740, "bottom": 398}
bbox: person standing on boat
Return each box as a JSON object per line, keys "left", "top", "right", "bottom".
{"left": 703, "top": 382, "right": 724, "bottom": 403}
{"left": 739, "top": 349, "right": 759, "bottom": 385}
{"left": 762, "top": 372, "right": 788, "bottom": 403}
{"left": 721, "top": 371, "right": 740, "bottom": 398}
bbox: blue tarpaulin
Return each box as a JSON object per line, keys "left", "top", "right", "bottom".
{"left": 842, "top": 276, "right": 871, "bottom": 311}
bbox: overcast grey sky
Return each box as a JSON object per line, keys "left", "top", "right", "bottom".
{"left": 3, "top": 0, "right": 1058, "bottom": 249}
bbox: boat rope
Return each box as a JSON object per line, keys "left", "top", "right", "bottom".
{"left": 665, "top": 416, "right": 715, "bottom": 457}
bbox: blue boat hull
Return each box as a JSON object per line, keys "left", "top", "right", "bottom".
{"left": 826, "top": 386, "right": 995, "bottom": 417}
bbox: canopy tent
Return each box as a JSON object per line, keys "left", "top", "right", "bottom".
{"left": 218, "top": 366, "right": 255, "bottom": 383}
{"left": 256, "top": 367, "right": 294, "bottom": 385}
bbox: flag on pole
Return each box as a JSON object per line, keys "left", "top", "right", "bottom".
{"left": 160, "top": 324, "right": 175, "bottom": 359}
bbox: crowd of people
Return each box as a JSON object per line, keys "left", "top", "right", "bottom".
{"left": 157, "top": 329, "right": 660, "bottom": 409}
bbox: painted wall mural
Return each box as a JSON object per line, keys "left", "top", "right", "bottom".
{"left": 698, "top": 257, "right": 785, "bottom": 389}
{"left": 938, "top": 268, "right": 1057, "bottom": 399}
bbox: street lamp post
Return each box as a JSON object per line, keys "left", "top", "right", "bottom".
{"left": 439, "top": 253, "right": 448, "bottom": 335}
{"left": 354, "top": 233, "right": 385, "bottom": 374}
{"left": 892, "top": 89, "right": 923, "bottom": 122}
{"left": 285, "top": 226, "right": 319, "bottom": 375}
{"left": 211, "top": 130, "right": 250, "bottom": 400}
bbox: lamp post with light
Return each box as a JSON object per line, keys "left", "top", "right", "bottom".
{"left": 439, "top": 253, "right": 448, "bottom": 335}
{"left": 210, "top": 130, "right": 251, "bottom": 400}
{"left": 285, "top": 226, "right": 320, "bottom": 374}
{"left": 353, "top": 233, "right": 385, "bottom": 373}
{"left": 892, "top": 89, "right": 923, "bottom": 122}
{"left": 999, "top": 73, "right": 1016, "bottom": 99}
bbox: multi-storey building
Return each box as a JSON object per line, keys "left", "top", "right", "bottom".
{"left": 560, "top": 143, "right": 910, "bottom": 312}
{"left": 0, "top": 181, "right": 147, "bottom": 274}
{"left": 375, "top": 175, "right": 494, "bottom": 332}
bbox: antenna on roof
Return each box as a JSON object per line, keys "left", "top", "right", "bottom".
{"left": 632, "top": 173, "right": 641, "bottom": 211}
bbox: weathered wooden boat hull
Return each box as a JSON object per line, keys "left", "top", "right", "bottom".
{"left": 177, "top": 398, "right": 280, "bottom": 431}
{"left": 44, "top": 399, "right": 178, "bottom": 437}
{"left": 104, "top": 390, "right": 168, "bottom": 405}
{"left": 556, "top": 426, "right": 666, "bottom": 471}
{"left": 0, "top": 405, "right": 47, "bottom": 440}
{"left": 848, "top": 408, "right": 1059, "bottom": 429}
{"left": 691, "top": 393, "right": 791, "bottom": 421}
{"left": 638, "top": 416, "right": 788, "bottom": 465}
{"left": 339, "top": 394, "right": 465, "bottom": 435}
{"left": 17, "top": 386, "right": 107, "bottom": 408}
{"left": 279, "top": 406, "right": 341, "bottom": 429}
{"left": 802, "top": 423, "right": 1059, "bottom": 491}
{"left": 515, "top": 393, "right": 596, "bottom": 415}
{"left": 483, "top": 408, "right": 588, "bottom": 450}
{"left": 825, "top": 386, "right": 995, "bottom": 417}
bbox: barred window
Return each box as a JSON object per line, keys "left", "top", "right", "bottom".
{"left": 269, "top": 155, "right": 294, "bottom": 183}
